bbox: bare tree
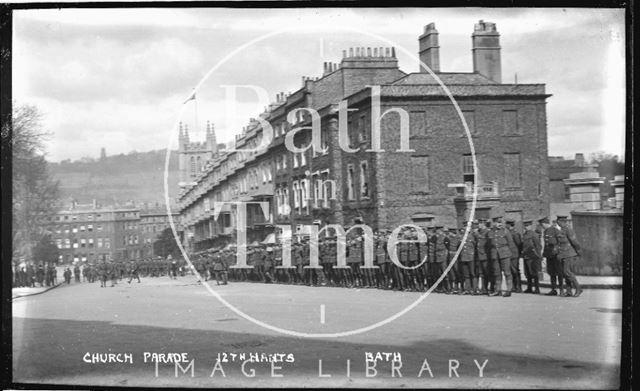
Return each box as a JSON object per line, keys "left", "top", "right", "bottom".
{"left": 10, "top": 103, "right": 61, "bottom": 264}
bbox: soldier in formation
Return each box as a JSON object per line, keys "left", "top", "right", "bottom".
{"left": 77, "top": 215, "right": 583, "bottom": 299}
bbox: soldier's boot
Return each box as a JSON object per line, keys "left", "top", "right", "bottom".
{"left": 524, "top": 277, "right": 533, "bottom": 293}
{"left": 402, "top": 273, "right": 411, "bottom": 291}
{"left": 558, "top": 278, "right": 567, "bottom": 296}
{"left": 533, "top": 278, "right": 540, "bottom": 294}
{"left": 444, "top": 279, "right": 453, "bottom": 294}
{"left": 404, "top": 273, "right": 412, "bottom": 291}
{"left": 413, "top": 276, "right": 421, "bottom": 291}
{"left": 396, "top": 272, "right": 404, "bottom": 290}
{"left": 374, "top": 273, "right": 382, "bottom": 289}
{"left": 488, "top": 276, "right": 501, "bottom": 296}
{"left": 471, "top": 277, "right": 479, "bottom": 294}
{"left": 462, "top": 278, "right": 470, "bottom": 295}
{"left": 572, "top": 278, "right": 583, "bottom": 297}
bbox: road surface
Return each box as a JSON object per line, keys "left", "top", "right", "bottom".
{"left": 12, "top": 275, "right": 622, "bottom": 388}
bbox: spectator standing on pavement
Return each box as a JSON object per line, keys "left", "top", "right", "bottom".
{"left": 63, "top": 267, "right": 72, "bottom": 284}
{"left": 74, "top": 264, "right": 81, "bottom": 282}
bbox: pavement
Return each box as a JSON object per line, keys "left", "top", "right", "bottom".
{"left": 12, "top": 275, "right": 622, "bottom": 389}
{"left": 12, "top": 284, "right": 61, "bottom": 299}
{"left": 523, "top": 275, "right": 622, "bottom": 289}
{"left": 11, "top": 266, "right": 68, "bottom": 299}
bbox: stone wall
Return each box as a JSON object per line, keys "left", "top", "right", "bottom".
{"left": 570, "top": 210, "right": 623, "bottom": 275}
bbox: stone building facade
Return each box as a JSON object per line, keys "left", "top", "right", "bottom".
{"left": 178, "top": 20, "right": 551, "bottom": 249}
{"left": 45, "top": 201, "right": 143, "bottom": 263}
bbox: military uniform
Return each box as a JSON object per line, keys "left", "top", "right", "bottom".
{"left": 375, "top": 233, "right": 391, "bottom": 289}
{"left": 458, "top": 226, "right": 477, "bottom": 294}
{"left": 506, "top": 220, "right": 523, "bottom": 292}
{"left": 556, "top": 216, "right": 583, "bottom": 297}
{"left": 474, "top": 221, "right": 491, "bottom": 294}
{"left": 521, "top": 220, "right": 541, "bottom": 293}
{"left": 487, "top": 217, "right": 514, "bottom": 297}
{"left": 347, "top": 238, "right": 363, "bottom": 288}
{"left": 213, "top": 256, "right": 228, "bottom": 285}
{"left": 128, "top": 261, "right": 141, "bottom": 283}
{"left": 406, "top": 234, "right": 421, "bottom": 291}
{"left": 446, "top": 228, "right": 462, "bottom": 293}
{"left": 263, "top": 247, "right": 275, "bottom": 283}
{"left": 430, "top": 226, "right": 450, "bottom": 293}
{"left": 541, "top": 217, "right": 563, "bottom": 295}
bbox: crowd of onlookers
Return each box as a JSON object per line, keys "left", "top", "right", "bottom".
{"left": 13, "top": 263, "right": 59, "bottom": 288}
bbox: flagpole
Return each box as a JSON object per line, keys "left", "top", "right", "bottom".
{"left": 194, "top": 90, "right": 199, "bottom": 135}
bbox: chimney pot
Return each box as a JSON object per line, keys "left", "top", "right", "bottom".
{"left": 342, "top": 49, "right": 347, "bottom": 58}
{"left": 419, "top": 22, "right": 440, "bottom": 72}
{"left": 349, "top": 48, "right": 353, "bottom": 57}
{"left": 367, "top": 47, "right": 371, "bottom": 56}
{"left": 472, "top": 20, "right": 501, "bottom": 82}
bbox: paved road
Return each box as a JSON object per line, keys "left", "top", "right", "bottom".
{"left": 13, "top": 275, "right": 622, "bottom": 388}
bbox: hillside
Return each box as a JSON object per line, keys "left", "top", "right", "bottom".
{"left": 49, "top": 150, "right": 181, "bottom": 206}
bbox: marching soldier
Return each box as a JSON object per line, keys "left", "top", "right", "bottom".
{"left": 407, "top": 230, "right": 422, "bottom": 291}
{"left": 264, "top": 246, "right": 275, "bottom": 283}
{"left": 556, "top": 216, "right": 583, "bottom": 297}
{"left": 540, "top": 217, "right": 563, "bottom": 296}
{"left": 326, "top": 237, "right": 341, "bottom": 286}
{"left": 458, "top": 223, "right": 477, "bottom": 295}
{"left": 424, "top": 226, "right": 437, "bottom": 289}
{"left": 486, "top": 216, "right": 515, "bottom": 297}
{"left": 213, "top": 254, "right": 228, "bottom": 285}
{"left": 98, "top": 260, "right": 108, "bottom": 288}
{"left": 74, "top": 264, "right": 81, "bottom": 282}
{"left": 347, "top": 236, "right": 363, "bottom": 288}
{"left": 521, "top": 220, "right": 541, "bottom": 293}
{"left": 447, "top": 227, "right": 462, "bottom": 294}
{"left": 431, "top": 225, "right": 450, "bottom": 293}
{"left": 375, "top": 230, "right": 391, "bottom": 289}
{"left": 128, "top": 260, "right": 141, "bottom": 283}
{"left": 417, "top": 228, "right": 430, "bottom": 291}
{"left": 474, "top": 219, "right": 491, "bottom": 294}
{"left": 273, "top": 243, "right": 286, "bottom": 283}
{"left": 319, "top": 237, "right": 333, "bottom": 286}
{"left": 506, "top": 218, "right": 523, "bottom": 293}
{"left": 109, "top": 261, "right": 118, "bottom": 287}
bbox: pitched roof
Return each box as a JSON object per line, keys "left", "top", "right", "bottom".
{"left": 378, "top": 84, "right": 548, "bottom": 98}
{"left": 392, "top": 72, "right": 498, "bottom": 86}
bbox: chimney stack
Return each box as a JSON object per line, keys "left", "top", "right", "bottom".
{"left": 418, "top": 23, "right": 440, "bottom": 73}
{"left": 472, "top": 20, "right": 502, "bottom": 83}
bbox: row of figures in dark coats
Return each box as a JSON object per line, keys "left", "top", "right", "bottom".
{"left": 187, "top": 215, "right": 583, "bottom": 298}
{"left": 13, "top": 263, "right": 58, "bottom": 288}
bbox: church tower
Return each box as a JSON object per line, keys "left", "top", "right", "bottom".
{"left": 178, "top": 121, "right": 218, "bottom": 187}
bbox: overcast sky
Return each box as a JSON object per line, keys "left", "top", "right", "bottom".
{"left": 13, "top": 7, "right": 625, "bottom": 162}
